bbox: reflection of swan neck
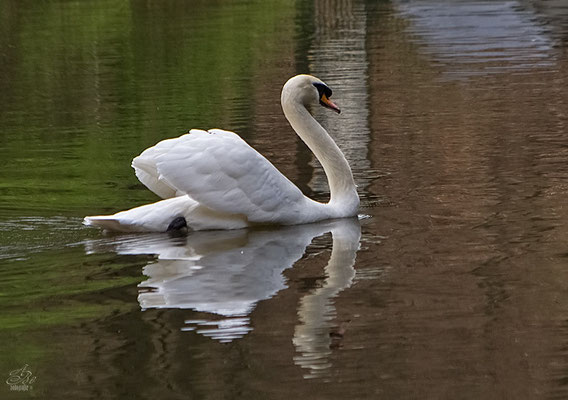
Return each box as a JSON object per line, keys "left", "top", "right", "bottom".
{"left": 293, "top": 220, "right": 360, "bottom": 377}
{"left": 282, "top": 99, "right": 357, "bottom": 208}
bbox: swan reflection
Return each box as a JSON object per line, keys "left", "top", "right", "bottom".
{"left": 84, "top": 218, "right": 361, "bottom": 374}
{"left": 293, "top": 218, "right": 360, "bottom": 378}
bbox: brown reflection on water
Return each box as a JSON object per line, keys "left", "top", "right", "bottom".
{"left": 303, "top": 0, "right": 373, "bottom": 200}
{"left": 347, "top": 1, "right": 568, "bottom": 398}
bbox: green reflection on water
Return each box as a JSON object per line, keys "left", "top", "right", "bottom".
{"left": 0, "top": 0, "right": 295, "bottom": 216}
{"left": 0, "top": 243, "right": 146, "bottom": 399}
{"left": 0, "top": 1, "right": 296, "bottom": 395}
{"left": 0, "top": 249, "right": 142, "bottom": 329}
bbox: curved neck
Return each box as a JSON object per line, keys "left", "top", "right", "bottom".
{"left": 282, "top": 101, "right": 357, "bottom": 206}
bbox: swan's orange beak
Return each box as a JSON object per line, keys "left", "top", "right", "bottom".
{"left": 320, "top": 94, "right": 341, "bottom": 114}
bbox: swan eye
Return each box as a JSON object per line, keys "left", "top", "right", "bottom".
{"left": 313, "top": 82, "right": 340, "bottom": 114}
{"left": 313, "top": 82, "right": 333, "bottom": 99}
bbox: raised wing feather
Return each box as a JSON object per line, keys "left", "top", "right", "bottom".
{"left": 132, "top": 136, "right": 187, "bottom": 199}
{"left": 136, "top": 129, "right": 305, "bottom": 223}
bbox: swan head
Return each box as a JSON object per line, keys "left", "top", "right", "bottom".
{"left": 281, "top": 74, "right": 341, "bottom": 114}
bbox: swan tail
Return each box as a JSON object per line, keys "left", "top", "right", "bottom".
{"left": 83, "top": 196, "right": 249, "bottom": 232}
{"left": 83, "top": 196, "right": 197, "bottom": 232}
{"left": 83, "top": 216, "right": 138, "bottom": 232}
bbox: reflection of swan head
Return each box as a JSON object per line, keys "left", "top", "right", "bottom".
{"left": 293, "top": 218, "right": 361, "bottom": 378}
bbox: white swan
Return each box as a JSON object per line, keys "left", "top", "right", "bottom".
{"left": 83, "top": 74, "right": 359, "bottom": 232}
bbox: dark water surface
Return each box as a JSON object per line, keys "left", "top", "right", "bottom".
{"left": 1, "top": 0, "right": 568, "bottom": 398}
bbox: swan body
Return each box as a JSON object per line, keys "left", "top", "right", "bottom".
{"left": 84, "top": 75, "right": 359, "bottom": 232}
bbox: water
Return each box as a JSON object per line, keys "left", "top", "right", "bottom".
{"left": 1, "top": 0, "right": 568, "bottom": 398}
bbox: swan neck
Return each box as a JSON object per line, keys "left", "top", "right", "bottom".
{"left": 282, "top": 101, "right": 357, "bottom": 205}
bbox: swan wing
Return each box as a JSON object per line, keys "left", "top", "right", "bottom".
{"left": 136, "top": 129, "right": 306, "bottom": 223}
{"left": 132, "top": 136, "right": 186, "bottom": 199}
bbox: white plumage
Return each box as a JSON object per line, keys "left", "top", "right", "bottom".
{"left": 84, "top": 74, "right": 359, "bottom": 232}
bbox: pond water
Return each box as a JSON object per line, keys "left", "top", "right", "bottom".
{"left": 1, "top": 0, "right": 568, "bottom": 398}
